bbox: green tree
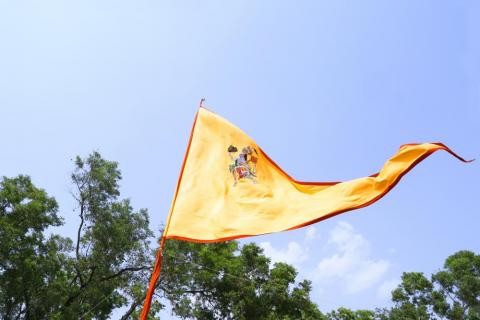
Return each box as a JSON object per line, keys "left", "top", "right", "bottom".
{"left": 388, "top": 272, "right": 434, "bottom": 319}
{"left": 384, "top": 251, "right": 480, "bottom": 320}
{"left": 138, "top": 238, "right": 326, "bottom": 320}
{"left": 431, "top": 251, "right": 480, "bottom": 320}
{"left": 3, "top": 152, "right": 479, "bottom": 320}
{"left": 0, "top": 175, "right": 70, "bottom": 319}
{"left": 62, "top": 152, "right": 155, "bottom": 319}
{"left": 327, "top": 307, "right": 376, "bottom": 320}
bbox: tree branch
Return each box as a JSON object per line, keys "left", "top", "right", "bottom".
{"left": 74, "top": 192, "right": 86, "bottom": 287}
{"left": 100, "top": 266, "right": 151, "bottom": 282}
{"left": 75, "top": 198, "right": 85, "bottom": 261}
{"left": 120, "top": 298, "right": 141, "bottom": 320}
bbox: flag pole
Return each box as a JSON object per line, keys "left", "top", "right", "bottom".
{"left": 139, "top": 99, "right": 204, "bottom": 320}
{"left": 139, "top": 236, "right": 166, "bottom": 320}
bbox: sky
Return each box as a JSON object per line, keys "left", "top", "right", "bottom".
{"left": 1, "top": 0, "right": 479, "bottom": 318}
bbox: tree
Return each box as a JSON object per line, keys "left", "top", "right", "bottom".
{"left": 384, "top": 251, "right": 480, "bottom": 320}
{"left": 388, "top": 272, "right": 434, "bottom": 319}
{"left": 0, "top": 153, "right": 157, "bottom": 320}
{"left": 62, "top": 152, "right": 154, "bottom": 319}
{"left": 2, "top": 152, "right": 478, "bottom": 320}
{"left": 431, "top": 251, "right": 480, "bottom": 320}
{"left": 326, "top": 307, "right": 376, "bottom": 320}
{"left": 136, "top": 238, "right": 326, "bottom": 320}
{"left": 0, "top": 175, "right": 70, "bottom": 319}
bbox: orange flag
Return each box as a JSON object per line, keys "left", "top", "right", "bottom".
{"left": 140, "top": 107, "right": 471, "bottom": 319}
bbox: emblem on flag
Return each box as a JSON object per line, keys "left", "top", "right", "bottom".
{"left": 228, "top": 145, "right": 258, "bottom": 186}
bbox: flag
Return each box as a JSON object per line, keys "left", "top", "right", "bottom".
{"left": 163, "top": 107, "right": 471, "bottom": 242}
{"left": 140, "top": 106, "right": 471, "bottom": 319}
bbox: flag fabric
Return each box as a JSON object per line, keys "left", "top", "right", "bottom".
{"left": 140, "top": 106, "right": 471, "bottom": 319}
{"left": 163, "top": 107, "right": 471, "bottom": 242}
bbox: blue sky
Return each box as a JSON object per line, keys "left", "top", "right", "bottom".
{"left": 1, "top": 0, "right": 479, "bottom": 318}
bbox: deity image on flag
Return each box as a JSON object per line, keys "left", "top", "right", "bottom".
{"left": 228, "top": 145, "right": 258, "bottom": 186}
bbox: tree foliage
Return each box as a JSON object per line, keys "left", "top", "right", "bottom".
{"left": 326, "top": 307, "right": 376, "bottom": 320}
{"left": 384, "top": 251, "right": 480, "bottom": 320}
{"left": 0, "top": 175, "right": 69, "bottom": 319}
{"left": 0, "top": 153, "right": 154, "bottom": 319}
{"left": 155, "top": 240, "right": 324, "bottom": 320}
{"left": 63, "top": 152, "right": 154, "bottom": 319}
{"left": 1, "top": 153, "right": 478, "bottom": 320}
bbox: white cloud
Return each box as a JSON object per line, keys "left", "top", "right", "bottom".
{"left": 377, "top": 278, "right": 400, "bottom": 300}
{"left": 258, "top": 222, "right": 394, "bottom": 302}
{"left": 347, "top": 260, "right": 390, "bottom": 293}
{"left": 306, "top": 226, "right": 317, "bottom": 241}
{"left": 260, "top": 241, "right": 309, "bottom": 267}
{"left": 314, "top": 222, "right": 390, "bottom": 294}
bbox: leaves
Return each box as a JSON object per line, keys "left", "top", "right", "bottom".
{"left": 155, "top": 239, "right": 325, "bottom": 320}
{"left": 0, "top": 153, "right": 155, "bottom": 320}
{"left": 384, "top": 251, "right": 480, "bottom": 320}
{"left": 1, "top": 154, "right": 479, "bottom": 320}
{"left": 0, "top": 175, "right": 69, "bottom": 319}
{"left": 64, "top": 152, "right": 154, "bottom": 319}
